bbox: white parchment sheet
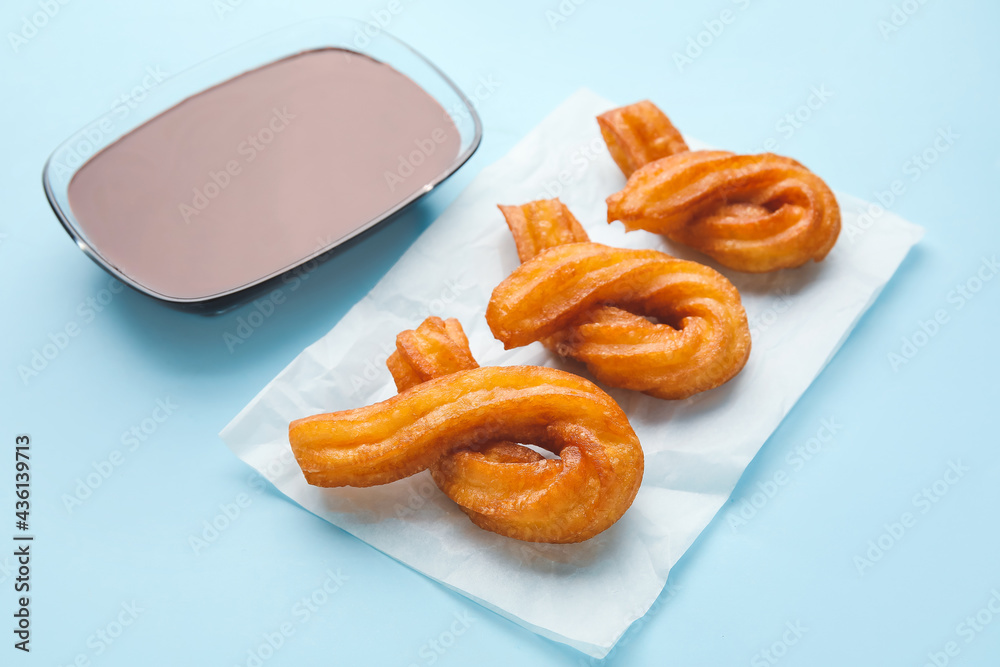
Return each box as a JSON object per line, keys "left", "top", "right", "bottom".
{"left": 221, "top": 88, "right": 923, "bottom": 657}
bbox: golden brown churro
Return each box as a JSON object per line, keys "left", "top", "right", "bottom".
{"left": 601, "top": 101, "right": 841, "bottom": 273}
{"left": 487, "top": 200, "right": 750, "bottom": 399}
{"left": 290, "top": 317, "right": 644, "bottom": 543}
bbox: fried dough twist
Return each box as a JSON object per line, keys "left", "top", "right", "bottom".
{"left": 597, "top": 100, "right": 689, "bottom": 177}
{"left": 289, "top": 317, "right": 643, "bottom": 543}
{"left": 487, "top": 200, "right": 750, "bottom": 400}
{"left": 601, "top": 101, "right": 841, "bottom": 273}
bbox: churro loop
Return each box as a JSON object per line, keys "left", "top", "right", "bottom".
{"left": 290, "top": 317, "right": 643, "bottom": 543}
{"left": 597, "top": 100, "right": 689, "bottom": 177}
{"left": 487, "top": 200, "right": 750, "bottom": 400}
{"left": 601, "top": 101, "right": 841, "bottom": 273}
{"left": 498, "top": 199, "right": 589, "bottom": 262}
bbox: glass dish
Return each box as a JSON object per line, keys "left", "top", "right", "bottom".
{"left": 42, "top": 17, "right": 482, "bottom": 313}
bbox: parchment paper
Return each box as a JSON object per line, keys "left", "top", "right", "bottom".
{"left": 220, "top": 88, "right": 923, "bottom": 657}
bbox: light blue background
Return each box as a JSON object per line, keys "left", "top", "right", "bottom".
{"left": 3, "top": 1, "right": 999, "bottom": 665}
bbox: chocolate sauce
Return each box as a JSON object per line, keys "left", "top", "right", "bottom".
{"left": 67, "top": 48, "right": 461, "bottom": 300}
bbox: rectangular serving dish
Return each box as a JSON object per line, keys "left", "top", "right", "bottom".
{"left": 42, "top": 17, "right": 482, "bottom": 313}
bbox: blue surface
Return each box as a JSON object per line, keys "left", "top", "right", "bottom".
{"left": 3, "top": 1, "right": 999, "bottom": 665}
